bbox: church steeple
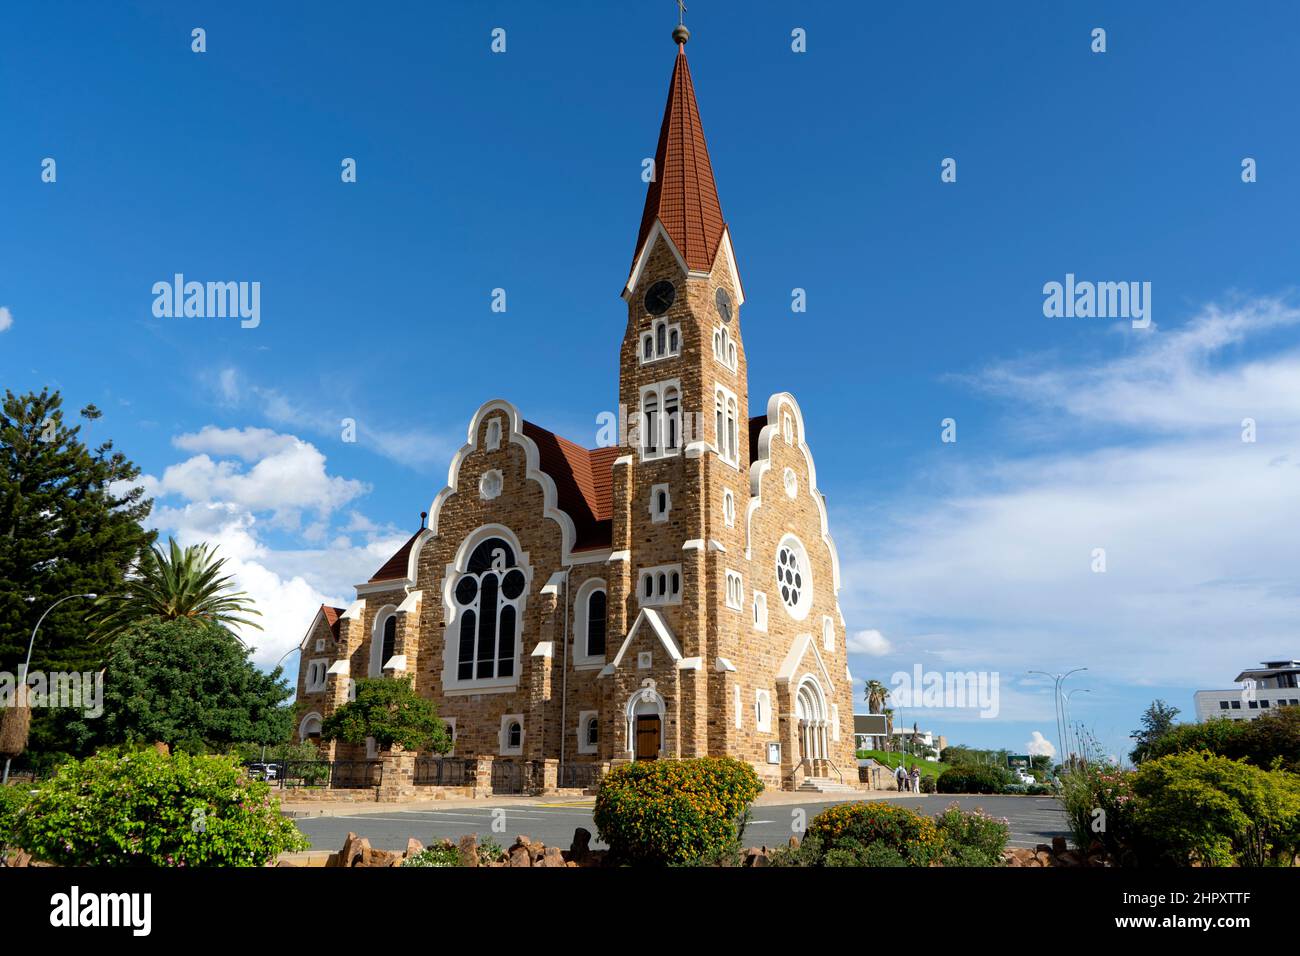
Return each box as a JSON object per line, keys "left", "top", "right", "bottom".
{"left": 629, "top": 29, "right": 727, "bottom": 280}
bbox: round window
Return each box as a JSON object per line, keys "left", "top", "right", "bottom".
{"left": 775, "top": 535, "right": 812, "bottom": 620}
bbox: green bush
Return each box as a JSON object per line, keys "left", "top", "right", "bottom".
{"left": 1059, "top": 764, "right": 1139, "bottom": 860}
{"left": 0, "top": 785, "right": 34, "bottom": 854}
{"left": 13, "top": 748, "right": 309, "bottom": 866}
{"left": 937, "top": 764, "right": 1013, "bottom": 794}
{"left": 1132, "top": 751, "right": 1300, "bottom": 867}
{"left": 593, "top": 756, "right": 762, "bottom": 866}
{"left": 402, "top": 843, "right": 462, "bottom": 867}
{"left": 803, "top": 801, "right": 944, "bottom": 866}
{"left": 1145, "top": 707, "right": 1300, "bottom": 773}
{"left": 935, "top": 802, "right": 1010, "bottom": 866}
{"left": 919, "top": 775, "right": 937, "bottom": 794}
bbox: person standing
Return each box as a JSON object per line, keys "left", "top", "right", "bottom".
{"left": 894, "top": 763, "right": 907, "bottom": 792}
{"left": 909, "top": 765, "right": 921, "bottom": 793}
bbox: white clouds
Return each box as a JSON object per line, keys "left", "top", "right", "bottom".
{"left": 209, "top": 366, "right": 456, "bottom": 469}
{"left": 138, "top": 428, "right": 407, "bottom": 669}
{"left": 0, "top": 306, "right": 12, "bottom": 332}
{"left": 838, "top": 296, "right": 1300, "bottom": 693}
{"left": 846, "top": 628, "right": 893, "bottom": 656}
{"left": 141, "top": 428, "right": 368, "bottom": 528}
{"left": 1026, "top": 731, "right": 1056, "bottom": 757}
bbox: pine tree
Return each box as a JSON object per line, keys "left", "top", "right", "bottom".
{"left": 0, "top": 388, "right": 154, "bottom": 675}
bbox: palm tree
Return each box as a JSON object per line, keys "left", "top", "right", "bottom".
{"left": 864, "top": 679, "right": 888, "bottom": 714}
{"left": 882, "top": 707, "right": 895, "bottom": 752}
{"left": 93, "top": 538, "right": 261, "bottom": 642}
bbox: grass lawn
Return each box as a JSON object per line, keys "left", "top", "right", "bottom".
{"left": 857, "top": 750, "right": 947, "bottom": 779}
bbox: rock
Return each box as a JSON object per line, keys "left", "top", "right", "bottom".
{"left": 570, "top": 827, "right": 592, "bottom": 859}
{"left": 1035, "top": 843, "right": 1052, "bottom": 855}
{"left": 1087, "top": 839, "right": 1105, "bottom": 856}
{"left": 514, "top": 834, "right": 533, "bottom": 848}
{"left": 1034, "top": 850, "right": 1052, "bottom": 867}
{"left": 745, "top": 848, "right": 770, "bottom": 868}
{"left": 1056, "top": 850, "right": 1082, "bottom": 867}
{"left": 360, "top": 847, "right": 402, "bottom": 867}
{"left": 528, "top": 843, "right": 545, "bottom": 864}
{"left": 508, "top": 846, "right": 532, "bottom": 867}
{"left": 339, "top": 832, "right": 370, "bottom": 868}
{"left": 405, "top": 838, "right": 424, "bottom": 858}
{"left": 539, "top": 846, "right": 567, "bottom": 868}
{"left": 1051, "top": 836, "right": 1068, "bottom": 855}
{"left": 788, "top": 835, "right": 801, "bottom": 849}
{"left": 456, "top": 834, "right": 478, "bottom": 867}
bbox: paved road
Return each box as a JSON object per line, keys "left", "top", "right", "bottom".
{"left": 293, "top": 794, "right": 1068, "bottom": 854}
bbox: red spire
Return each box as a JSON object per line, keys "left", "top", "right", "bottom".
{"left": 630, "top": 42, "right": 727, "bottom": 278}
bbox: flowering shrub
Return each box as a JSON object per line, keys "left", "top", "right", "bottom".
{"left": 594, "top": 756, "right": 762, "bottom": 866}
{"left": 802, "top": 801, "right": 945, "bottom": 867}
{"left": 402, "top": 843, "right": 462, "bottom": 867}
{"left": 0, "top": 784, "right": 33, "bottom": 854}
{"left": 1060, "top": 764, "right": 1138, "bottom": 860}
{"left": 934, "top": 803, "right": 1011, "bottom": 866}
{"left": 14, "top": 748, "right": 308, "bottom": 866}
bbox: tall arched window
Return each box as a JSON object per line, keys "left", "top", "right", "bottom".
{"left": 452, "top": 536, "right": 527, "bottom": 681}
{"left": 381, "top": 615, "right": 396, "bottom": 667}
{"left": 643, "top": 391, "right": 659, "bottom": 454}
{"left": 370, "top": 608, "right": 397, "bottom": 676}
{"left": 586, "top": 588, "right": 607, "bottom": 657}
{"left": 664, "top": 387, "right": 679, "bottom": 451}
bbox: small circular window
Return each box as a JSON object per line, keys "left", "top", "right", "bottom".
{"left": 776, "top": 535, "right": 812, "bottom": 620}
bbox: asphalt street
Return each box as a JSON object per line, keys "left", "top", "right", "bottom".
{"left": 292, "top": 794, "right": 1069, "bottom": 854}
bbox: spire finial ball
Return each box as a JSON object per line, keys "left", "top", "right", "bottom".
{"left": 673, "top": 24, "right": 690, "bottom": 45}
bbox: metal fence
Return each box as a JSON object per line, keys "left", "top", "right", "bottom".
{"left": 557, "top": 763, "right": 602, "bottom": 790}
{"left": 413, "top": 756, "right": 473, "bottom": 787}
{"left": 250, "top": 760, "right": 382, "bottom": 790}
{"left": 490, "top": 759, "right": 542, "bottom": 795}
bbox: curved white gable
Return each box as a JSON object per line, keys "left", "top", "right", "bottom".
{"left": 745, "top": 392, "right": 843, "bottom": 597}
{"left": 427, "top": 398, "right": 581, "bottom": 563}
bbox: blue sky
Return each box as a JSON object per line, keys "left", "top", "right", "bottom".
{"left": 3, "top": 1, "right": 1299, "bottom": 764}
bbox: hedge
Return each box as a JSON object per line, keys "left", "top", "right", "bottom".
{"left": 593, "top": 756, "right": 762, "bottom": 865}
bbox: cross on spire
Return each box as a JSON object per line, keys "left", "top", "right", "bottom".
{"left": 676, "top": 0, "right": 687, "bottom": 25}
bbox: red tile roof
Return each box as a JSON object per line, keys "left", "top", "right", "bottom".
{"left": 320, "top": 605, "right": 344, "bottom": 638}
{"left": 368, "top": 531, "right": 422, "bottom": 583}
{"left": 523, "top": 421, "right": 616, "bottom": 550}
{"left": 631, "top": 45, "right": 727, "bottom": 278}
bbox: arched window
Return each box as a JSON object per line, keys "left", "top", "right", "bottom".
{"left": 381, "top": 615, "right": 396, "bottom": 668}
{"left": 656, "top": 321, "right": 666, "bottom": 356}
{"left": 452, "top": 536, "right": 527, "bottom": 682}
{"left": 585, "top": 716, "right": 599, "bottom": 747}
{"left": 586, "top": 589, "right": 606, "bottom": 657}
{"left": 508, "top": 721, "right": 522, "bottom": 749}
{"left": 664, "top": 387, "right": 679, "bottom": 451}
{"left": 370, "top": 608, "right": 397, "bottom": 676}
{"left": 643, "top": 391, "right": 659, "bottom": 454}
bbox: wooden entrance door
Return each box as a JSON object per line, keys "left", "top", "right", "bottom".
{"left": 635, "top": 715, "right": 661, "bottom": 760}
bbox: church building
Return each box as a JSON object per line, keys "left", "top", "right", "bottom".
{"left": 294, "top": 22, "right": 858, "bottom": 793}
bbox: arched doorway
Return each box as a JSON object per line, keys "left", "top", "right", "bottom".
{"left": 625, "top": 686, "right": 664, "bottom": 761}
{"left": 795, "top": 677, "right": 828, "bottom": 774}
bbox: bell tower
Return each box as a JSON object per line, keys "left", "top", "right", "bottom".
{"left": 608, "top": 21, "right": 750, "bottom": 757}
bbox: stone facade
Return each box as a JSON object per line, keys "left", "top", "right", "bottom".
{"left": 293, "top": 38, "right": 859, "bottom": 793}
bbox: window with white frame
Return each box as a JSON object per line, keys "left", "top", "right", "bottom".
{"left": 305, "top": 659, "right": 328, "bottom": 692}
{"left": 450, "top": 535, "right": 529, "bottom": 685}
{"left": 712, "top": 325, "right": 738, "bottom": 371}
{"left": 639, "top": 381, "right": 681, "bottom": 460}
{"left": 722, "top": 488, "right": 735, "bottom": 527}
{"left": 574, "top": 579, "right": 607, "bottom": 664}
{"left": 500, "top": 715, "right": 524, "bottom": 755}
{"left": 755, "top": 689, "right": 772, "bottom": 733}
{"left": 714, "top": 385, "right": 739, "bottom": 466}
{"left": 753, "top": 591, "right": 768, "bottom": 631}
{"left": 776, "top": 534, "right": 813, "bottom": 621}
{"left": 725, "top": 569, "right": 743, "bottom": 610}
{"left": 650, "top": 483, "right": 671, "bottom": 523}
{"left": 577, "top": 710, "right": 599, "bottom": 755}
{"left": 638, "top": 564, "right": 682, "bottom": 607}
{"left": 781, "top": 409, "right": 795, "bottom": 444}
{"left": 369, "top": 608, "right": 398, "bottom": 676}
{"left": 641, "top": 318, "right": 681, "bottom": 365}
{"left": 822, "top": 615, "right": 836, "bottom": 652}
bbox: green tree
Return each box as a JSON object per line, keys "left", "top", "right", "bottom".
{"left": 73, "top": 617, "right": 292, "bottom": 753}
{"left": 0, "top": 388, "right": 153, "bottom": 674}
{"left": 321, "top": 676, "right": 450, "bottom": 754}
{"left": 864, "top": 679, "right": 889, "bottom": 714}
{"left": 1131, "top": 699, "right": 1181, "bottom": 764}
{"left": 92, "top": 538, "right": 261, "bottom": 643}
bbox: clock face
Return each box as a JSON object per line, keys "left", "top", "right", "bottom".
{"left": 715, "top": 287, "right": 733, "bottom": 324}
{"left": 644, "top": 280, "right": 676, "bottom": 316}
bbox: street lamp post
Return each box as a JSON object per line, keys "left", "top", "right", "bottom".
{"left": 2, "top": 593, "right": 98, "bottom": 786}
{"left": 1028, "top": 667, "right": 1087, "bottom": 769}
